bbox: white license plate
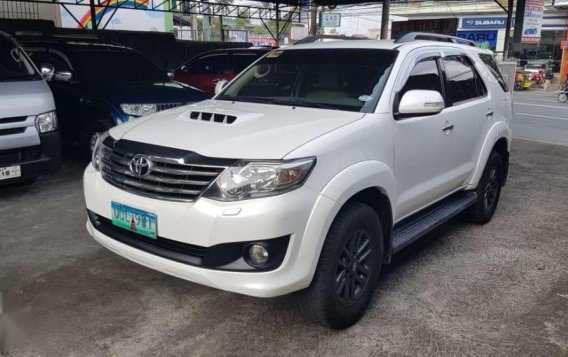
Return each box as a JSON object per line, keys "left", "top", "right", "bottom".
{"left": 0, "top": 166, "right": 21, "bottom": 180}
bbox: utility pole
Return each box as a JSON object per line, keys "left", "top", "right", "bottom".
{"left": 219, "top": 16, "right": 225, "bottom": 42}
{"left": 512, "top": 0, "right": 526, "bottom": 58}
{"left": 380, "top": 0, "right": 390, "bottom": 40}
{"left": 503, "top": 0, "right": 514, "bottom": 59}
{"left": 309, "top": 2, "right": 319, "bottom": 36}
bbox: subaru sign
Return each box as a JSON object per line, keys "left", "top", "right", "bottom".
{"left": 457, "top": 30, "right": 498, "bottom": 49}
{"left": 461, "top": 17, "right": 508, "bottom": 29}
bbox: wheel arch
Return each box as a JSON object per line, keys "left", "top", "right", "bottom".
{"left": 467, "top": 122, "right": 511, "bottom": 189}
{"left": 315, "top": 161, "right": 396, "bottom": 266}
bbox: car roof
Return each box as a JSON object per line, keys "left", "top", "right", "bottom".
{"left": 285, "top": 38, "right": 493, "bottom": 55}
{"left": 17, "top": 36, "right": 132, "bottom": 52}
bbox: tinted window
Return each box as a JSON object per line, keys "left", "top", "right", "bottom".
{"left": 232, "top": 53, "right": 262, "bottom": 73}
{"left": 70, "top": 50, "right": 165, "bottom": 82}
{"left": 401, "top": 58, "right": 442, "bottom": 98}
{"left": 185, "top": 54, "right": 230, "bottom": 74}
{"left": 479, "top": 53, "right": 509, "bottom": 92}
{"left": 0, "top": 36, "right": 38, "bottom": 81}
{"left": 443, "top": 55, "right": 486, "bottom": 106}
{"left": 219, "top": 49, "right": 397, "bottom": 113}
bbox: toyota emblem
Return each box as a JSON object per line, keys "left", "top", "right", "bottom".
{"left": 129, "top": 155, "right": 152, "bottom": 177}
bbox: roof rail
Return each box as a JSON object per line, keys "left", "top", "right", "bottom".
{"left": 294, "top": 34, "right": 368, "bottom": 45}
{"left": 394, "top": 32, "right": 477, "bottom": 47}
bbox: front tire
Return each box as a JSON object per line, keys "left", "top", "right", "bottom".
{"left": 294, "top": 203, "right": 383, "bottom": 329}
{"left": 559, "top": 92, "right": 568, "bottom": 103}
{"left": 462, "top": 151, "right": 504, "bottom": 224}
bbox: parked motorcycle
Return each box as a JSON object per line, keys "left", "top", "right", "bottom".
{"left": 559, "top": 90, "right": 568, "bottom": 103}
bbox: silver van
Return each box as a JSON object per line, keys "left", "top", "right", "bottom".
{"left": 0, "top": 31, "right": 61, "bottom": 185}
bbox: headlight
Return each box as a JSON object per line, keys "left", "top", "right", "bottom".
{"left": 91, "top": 131, "right": 109, "bottom": 171}
{"left": 120, "top": 104, "right": 157, "bottom": 117}
{"left": 35, "top": 111, "right": 57, "bottom": 133}
{"left": 204, "top": 158, "right": 315, "bottom": 201}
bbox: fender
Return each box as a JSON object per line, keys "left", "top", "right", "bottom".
{"left": 466, "top": 122, "right": 511, "bottom": 190}
{"left": 297, "top": 161, "right": 396, "bottom": 287}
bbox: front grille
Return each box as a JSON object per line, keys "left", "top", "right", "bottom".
{"left": 88, "top": 210, "right": 208, "bottom": 266}
{"left": 157, "top": 103, "right": 184, "bottom": 112}
{"left": 0, "top": 116, "right": 27, "bottom": 124}
{"left": 100, "top": 144, "right": 226, "bottom": 202}
{"left": 0, "top": 146, "right": 42, "bottom": 166}
{"left": 0, "top": 127, "right": 26, "bottom": 136}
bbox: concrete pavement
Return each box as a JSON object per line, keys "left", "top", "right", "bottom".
{"left": 1, "top": 138, "right": 568, "bottom": 356}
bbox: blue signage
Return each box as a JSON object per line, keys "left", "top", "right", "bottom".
{"left": 462, "top": 17, "right": 508, "bottom": 29}
{"left": 457, "top": 30, "right": 498, "bottom": 49}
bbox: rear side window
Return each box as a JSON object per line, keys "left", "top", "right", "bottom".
{"left": 185, "top": 54, "right": 230, "bottom": 74}
{"left": 478, "top": 53, "right": 509, "bottom": 92}
{"left": 400, "top": 58, "right": 443, "bottom": 98}
{"left": 443, "top": 55, "right": 487, "bottom": 106}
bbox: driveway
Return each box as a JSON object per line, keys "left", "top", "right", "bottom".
{"left": 1, "top": 138, "right": 568, "bottom": 356}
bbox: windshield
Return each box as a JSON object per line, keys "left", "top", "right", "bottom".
{"left": 217, "top": 49, "right": 397, "bottom": 112}
{"left": 0, "top": 36, "right": 39, "bottom": 82}
{"left": 71, "top": 50, "right": 166, "bottom": 83}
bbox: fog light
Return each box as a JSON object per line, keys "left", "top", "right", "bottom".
{"left": 248, "top": 244, "right": 269, "bottom": 266}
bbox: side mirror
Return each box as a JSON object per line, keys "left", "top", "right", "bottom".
{"left": 398, "top": 90, "right": 444, "bottom": 117}
{"left": 214, "top": 79, "right": 228, "bottom": 96}
{"left": 53, "top": 71, "right": 73, "bottom": 82}
{"left": 167, "top": 71, "right": 175, "bottom": 80}
{"left": 40, "top": 63, "right": 55, "bottom": 81}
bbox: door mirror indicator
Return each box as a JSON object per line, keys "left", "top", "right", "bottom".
{"left": 398, "top": 90, "right": 445, "bottom": 116}
{"left": 214, "top": 79, "right": 229, "bottom": 96}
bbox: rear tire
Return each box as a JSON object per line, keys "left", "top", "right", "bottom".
{"left": 294, "top": 203, "right": 383, "bottom": 329}
{"left": 462, "top": 151, "right": 504, "bottom": 224}
{"left": 559, "top": 92, "right": 568, "bottom": 103}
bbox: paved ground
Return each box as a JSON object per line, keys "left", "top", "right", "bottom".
{"left": 513, "top": 90, "right": 568, "bottom": 146}
{"left": 1, "top": 136, "right": 568, "bottom": 357}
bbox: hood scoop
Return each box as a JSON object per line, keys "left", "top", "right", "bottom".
{"left": 189, "top": 111, "right": 237, "bottom": 124}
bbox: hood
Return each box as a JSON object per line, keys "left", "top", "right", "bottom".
{"left": 109, "top": 100, "right": 365, "bottom": 159}
{"left": 88, "top": 80, "right": 207, "bottom": 105}
{"left": 0, "top": 79, "right": 55, "bottom": 118}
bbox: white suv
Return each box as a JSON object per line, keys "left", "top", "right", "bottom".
{"left": 84, "top": 34, "right": 512, "bottom": 329}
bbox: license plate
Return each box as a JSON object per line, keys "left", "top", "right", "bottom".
{"left": 111, "top": 202, "right": 157, "bottom": 239}
{"left": 0, "top": 166, "right": 21, "bottom": 181}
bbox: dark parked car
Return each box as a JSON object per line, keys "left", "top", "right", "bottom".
{"left": 174, "top": 48, "right": 271, "bottom": 97}
{"left": 19, "top": 36, "right": 207, "bottom": 152}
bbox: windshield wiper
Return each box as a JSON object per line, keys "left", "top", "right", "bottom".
{"left": 216, "top": 96, "right": 274, "bottom": 104}
{"left": 269, "top": 98, "right": 338, "bottom": 110}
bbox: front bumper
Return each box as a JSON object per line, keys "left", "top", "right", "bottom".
{"left": 83, "top": 165, "right": 338, "bottom": 297}
{"left": 0, "top": 131, "right": 61, "bottom": 185}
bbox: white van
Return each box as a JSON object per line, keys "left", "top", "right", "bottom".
{"left": 0, "top": 31, "right": 61, "bottom": 185}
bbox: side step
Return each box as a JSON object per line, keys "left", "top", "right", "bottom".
{"left": 392, "top": 191, "right": 478, "bottom": 254}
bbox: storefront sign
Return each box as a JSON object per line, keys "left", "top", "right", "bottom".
{"left": 320, "top": 13, "right": 341, "bottom": 27}
{"left": 461, "top": 17, "right": 507, "bottom": 29}
{"left": 521, "top": 0, "right": 544, "bottom": 44}
{"left": 457, "top": 30, "right": 498, "bottom": 49}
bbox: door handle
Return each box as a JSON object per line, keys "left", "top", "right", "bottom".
{"left": 486, "top": 110, "right": 494, "bottom": 118}
{"left": 442, "top": 122, "right": 454, "bottom": 133}
{"left": 212, "top": 78, "right": 224, "bottom": 83}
